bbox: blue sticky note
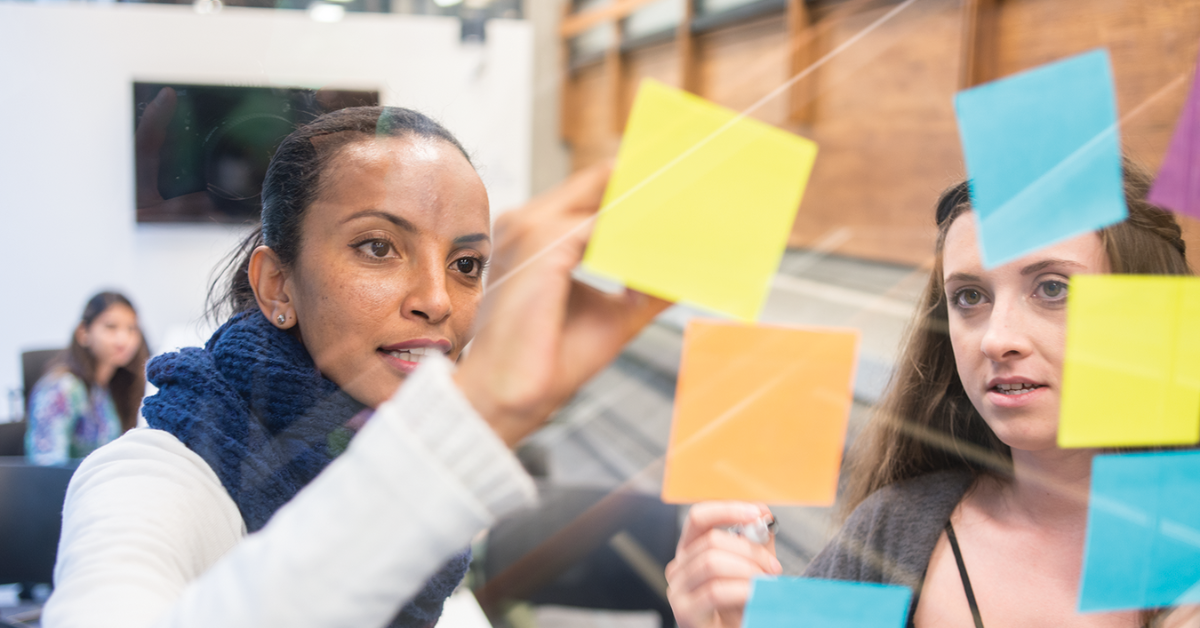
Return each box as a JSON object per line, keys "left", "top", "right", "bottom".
{"left": 743, "top": 577, "right": 911, "bottom": 628}
{"left": 955, "top": 49, "right": 1127, "bottom": 268}
{"left": 1080, "top": 452, "right": 1200, "bottom": 612}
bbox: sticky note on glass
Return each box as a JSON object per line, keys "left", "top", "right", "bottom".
{"left": 1149, "top": 50, "right": 1200, "bottom": 220}
{"left": 743, "top": 577, "right": 911, "bottom": 628}
{"left": 1058, "top": 275, "right": 1200, "bottom": 448}
{"left": 661, "top": 320, "right": 858, "bottom": 505}
{"left": 955, "top": 49, "right": 1127, "bottom": 268}
{"left": 1080, "top": 452, "right": 1200, "bottom": 611}
{"left": 581, "top": 79, "right": 818, "bottom": 322}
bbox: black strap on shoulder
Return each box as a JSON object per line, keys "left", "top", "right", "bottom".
{"left": 944, "top": 521, "right": 985, "bottom": 628}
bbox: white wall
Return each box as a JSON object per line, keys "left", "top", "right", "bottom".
{"left": 0, "top": 2, "right": 532, "bottom": 418}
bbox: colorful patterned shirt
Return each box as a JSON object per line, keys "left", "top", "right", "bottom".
{"left": 26, "top": 369, "right": 122, "bottom": 466}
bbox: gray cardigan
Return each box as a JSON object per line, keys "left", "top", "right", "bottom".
{"left": 802, "top": 470, "right": 975, "bottom": 625}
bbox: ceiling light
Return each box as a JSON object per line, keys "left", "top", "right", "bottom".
{"left": 192, "top": 0, "right": 222, "bottom": 13}
{"left": 433, "top": 0, "right": 464, "bottom": 7}
{"left": 308, "top": 1, "right": 345, "bottom": 22}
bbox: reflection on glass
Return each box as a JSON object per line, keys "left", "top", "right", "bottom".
{"left": 132, "top": 83, "right": 377, "bottom": 223}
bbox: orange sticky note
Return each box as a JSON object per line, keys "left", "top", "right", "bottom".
{"left": 662, "top": 321, "right": 860, "bottom": 505}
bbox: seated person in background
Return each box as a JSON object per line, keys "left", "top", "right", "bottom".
{"left": 45, "top": 106, "right": 665, "bottom": 628}
{"left": 26, "top": 291, "right": 148, "bottom": 466}
{"left": 666, "top": 164, "right": 1196, "bottom": 628}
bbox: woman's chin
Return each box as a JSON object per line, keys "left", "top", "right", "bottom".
{"left": 980, "top": 411, "right": 1062, "bottom": 453}
{"left": 337, "top": 366, "right": 410, "bottom": 410}
{"left": 988, "top": 422, "right": 1061, "bottom": 453}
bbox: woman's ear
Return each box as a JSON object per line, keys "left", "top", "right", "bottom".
{"left": 75, "top": 324, "right": 89, "bottom": 348}
{"left": 248, "top": 246, "right": 297, "bottom": 329}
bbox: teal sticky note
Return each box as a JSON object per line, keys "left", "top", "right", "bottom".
{"left": 1080, "top": 452, "right": 1200, "bottom": 612}
{"left": 743, "top": 577, "right": 911, "bottom": 628}
{"left": 955, "top": 49, "right": 1127, "bottom": 268}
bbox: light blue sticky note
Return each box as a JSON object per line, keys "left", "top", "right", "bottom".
{"left": 955, "top": 49, "right": 1127, "bottom": 268}
{"left": 1080, "top": 452, "right": 1200, "bottom": 612}
{"left": 743, "top": 577, "right": 911, "bottom": 628}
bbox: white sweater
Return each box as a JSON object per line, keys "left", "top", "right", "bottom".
{"left": 43, "top": 354, "right": 537, "bottom": 628}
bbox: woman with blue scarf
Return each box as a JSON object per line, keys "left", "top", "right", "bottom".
{"left": 45, "top": 106, "right": 666, "bottom": 628}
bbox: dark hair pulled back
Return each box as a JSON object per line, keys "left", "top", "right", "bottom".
{"left": 207, "top": 106, "right": 471, "bottom": 322}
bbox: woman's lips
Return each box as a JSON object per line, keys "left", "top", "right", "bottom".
{"left": 985, "top": 382, "right": 1049, "bottom": 408}
{"left": 376, "top": 342, "right": 451, "bottom": 375}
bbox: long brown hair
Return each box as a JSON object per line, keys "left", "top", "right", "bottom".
{"left": 840, "top": 161, "right": 1194, "bottom": 519}
{"left": 58, "top": 291, "right": 150, "bottom": 432}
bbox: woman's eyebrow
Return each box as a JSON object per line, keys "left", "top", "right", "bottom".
{"left": 341, "top": 209, "right": 417, "bottom": 232}
{"left": 1020, "top": 258, "right": 1086, "bottom": 275}
{"left": 454, "top": 233, "right": 490, "bottom": 245}
{"left": 945, "top": 271, "right": 982, "bottom": 285}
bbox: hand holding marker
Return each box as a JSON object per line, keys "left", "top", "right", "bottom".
{"left": 723, "top": 515, "right": 777, "bottom": 545}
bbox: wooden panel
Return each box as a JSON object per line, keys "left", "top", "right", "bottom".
{"left": 959, "top": 0, "right": 998, "bottom": 87}
{"left": 991, "top": 0, "right": 1200, "bottom": 271}
{"left": 567, "top": 62, "right": 623, "bottom": 170}
{"left": 562, "top": 0, "right": 663, "bottom": 37}
{"left": 620, "top": 39, "right": 681, "bottom": 125}
{"left": 698, "top": 15, "right": 792, "bottom": 125}
{"left": 561, "top": 0, "right": 1200, "bottom": 268}
{"left": 786, "top": 0, "right": 816, "bottom": 122}
{"left": 790, "top": 0, "right": 965, "bottom": 265}
{"left": 678, "top": 0, "right": 699, "bottom": 92}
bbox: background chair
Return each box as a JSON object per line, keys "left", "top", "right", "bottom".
{"left": 477, "top": 484, "right": 679, "bottom": 628}
{"left": 0, "top": 459, "right": 74, "bottom": 587}
{"left": 0, "top": 424, "right": 24, "bottom": 458}
{"left": 21, "top": 349, "right": 62, "bottom": 415}
{"left": 0, "top": 349, "right": 64, "bottom": 458}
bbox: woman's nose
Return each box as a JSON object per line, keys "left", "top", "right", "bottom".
{"left": 979, "top": 297, "right": 1033, "bottom": 362}
{"left": 403, "top": 264, "right": 452, "bottom": 325}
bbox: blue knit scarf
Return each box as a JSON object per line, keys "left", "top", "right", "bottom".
{"left": 143, "top": 310, "right": 470, "bottom": 628}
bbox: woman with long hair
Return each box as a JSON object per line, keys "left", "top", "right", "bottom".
{"left": 26, "top": 291, "right": 149, "bottom": 466}
{"left": 666, "top": 164, "right": 1196, "bottom": 627}
{"left": 46, "top": 106, "right": 665, "bottom": 627}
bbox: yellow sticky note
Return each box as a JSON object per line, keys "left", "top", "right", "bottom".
{"left": 1058, "top": 275, "right": 1200, "bottom": 448}
{"left": 581, "top": 79, "right": 818, "bottom": 322}
{"left": 662, "top": 320, "right": 859, "bottom": 505}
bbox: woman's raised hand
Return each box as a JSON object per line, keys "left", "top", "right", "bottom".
{"left": 453, "top": 165, "right": 670, "bottom": 447}
{"left": 667, "top": 502, "right": 782, "bottom": 628}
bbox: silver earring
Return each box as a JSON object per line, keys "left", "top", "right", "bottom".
{"left": 276, "top": 314, "right": 286, "bottom": 325}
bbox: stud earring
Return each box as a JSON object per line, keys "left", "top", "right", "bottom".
{"left": 276, "top": 314, "right": 287, "bottom": 325}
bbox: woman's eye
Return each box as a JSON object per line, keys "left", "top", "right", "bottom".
{"left": 454, "top": 257, "right": 481, "bottom": 276}
{"left": 954, "top": 288, "right": 985, "bottom": 308}
{"left": 1037, "top": 280, "right": 1068, "bottom": 300}
{"left": 356, "top": 240, "right": 394, "bottom": 258}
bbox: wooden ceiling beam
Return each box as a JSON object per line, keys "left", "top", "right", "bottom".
{"left": 560, "top": 0, "right": 664, "bottom": 38}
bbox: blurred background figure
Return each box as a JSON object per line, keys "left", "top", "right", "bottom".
{"left": 25, "top": 292, "right": 149, "bottom": 466}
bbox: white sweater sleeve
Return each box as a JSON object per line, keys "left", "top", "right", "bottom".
{"left": 44, "top": 354, "right": 536, "bottom": 628}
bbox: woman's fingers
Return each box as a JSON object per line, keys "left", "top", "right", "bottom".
{"left": 667, "top": 574, "right": 754, "bottom": 628}
{"left": 673, "top": 540, "right": 780, "bottom": 593}
{"left": 457, "top": 163, "right": 670, "bottom": 446}
{"left": 667, "top": 502, "right": 780, "bottom": 628}
{"left": 679, "top": 501, "right": 770, "bottom": 549}
{"left": 490, "top": 163, "right": 611, "bottom": 278}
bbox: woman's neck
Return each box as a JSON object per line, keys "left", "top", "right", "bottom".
{"left": 992, "top": 447, "right": 1098, "bottom": 526}
{"left": 94, "top": 363, "right": 116, "bottom": 387}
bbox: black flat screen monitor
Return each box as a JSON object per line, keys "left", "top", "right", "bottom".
{"left": 133, "top": 82, "right": 379, "bottom": 223}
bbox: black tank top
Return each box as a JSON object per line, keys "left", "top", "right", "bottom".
{"left": 945, "top": 521, "right": 985, "bottom": 628}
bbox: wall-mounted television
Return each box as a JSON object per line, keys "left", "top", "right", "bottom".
{"left": 133, "top": 82, "right": 379, "bottom": 223}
